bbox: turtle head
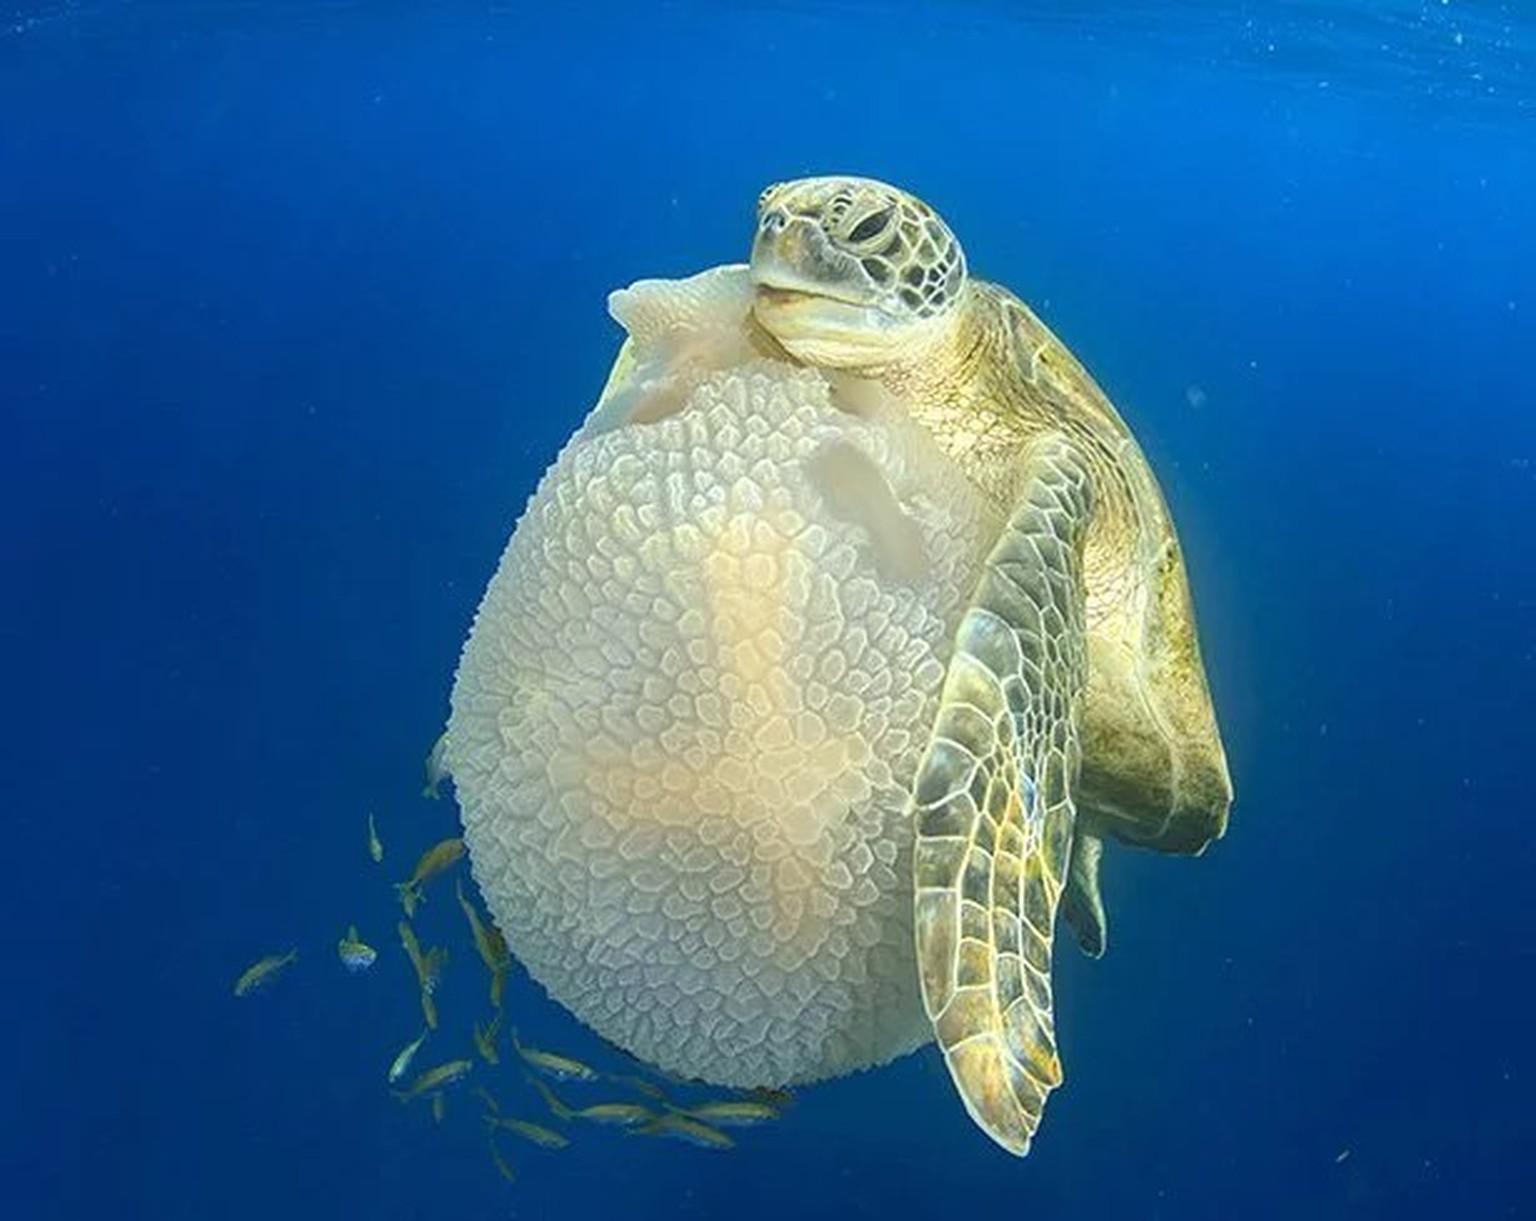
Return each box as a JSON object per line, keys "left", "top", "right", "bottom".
{"left": 750, "top": 176, "right": 967, "bottom": 370}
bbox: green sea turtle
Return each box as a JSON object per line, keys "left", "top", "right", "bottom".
{"left": 444, "top": 176, "right": 1233, "bottom": 1156}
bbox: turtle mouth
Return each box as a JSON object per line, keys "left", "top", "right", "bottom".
{"left": 751, "top": 278, "right": 871, "bottom": 311}
{"left": 754, "top": 284, "right": 817, "bottom": 307}
{"left": 751, "top": 255, "right": 907, "bottom": 369}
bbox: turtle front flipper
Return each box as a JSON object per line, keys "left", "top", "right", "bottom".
{"left": 912, "top": 432, "right": 1094, "bottom": 1156}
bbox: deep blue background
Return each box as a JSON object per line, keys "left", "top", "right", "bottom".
{"left": 2, "top": 3, "right": 1532, "bottom": 1219}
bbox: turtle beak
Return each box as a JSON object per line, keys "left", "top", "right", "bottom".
{"left": 749, "top": 209, "right": 914, "bottom": 369}
{"left": 749, "top": 212, "right": 872, "bottom": 308}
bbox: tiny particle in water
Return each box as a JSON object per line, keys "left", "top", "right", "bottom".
{"left": 1335, "top": 1148, "right": 1351, "bottom": 1164}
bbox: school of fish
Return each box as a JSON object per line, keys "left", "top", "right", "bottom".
{"left": 231, "top": 741, "right": 793, "bottom": 1186}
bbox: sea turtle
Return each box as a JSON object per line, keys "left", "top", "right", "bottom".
{"left": 444, "top": 177, "right": 1233, "bottom": 1156}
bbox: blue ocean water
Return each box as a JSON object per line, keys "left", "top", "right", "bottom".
{"left": 3, "top": 2, "right": 1532, "bottom": 1218}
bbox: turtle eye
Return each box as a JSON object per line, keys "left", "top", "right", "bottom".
{"left": 847, "top": 206, "right": 894, "bottom": 245}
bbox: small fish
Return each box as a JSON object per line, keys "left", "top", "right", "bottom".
{"left": 422, "top": 732, "right": 450, "bottom": 799}
{"left": 456, "top": 879, "right": 512, "bottom": 1007}
{"left": 614, "top": 1074, "right": 668, "bottom": 1102}
{"left": 420, "top": 946, "right": 448, "bottom": 994}
{"left": 337, "top": 925, "right": 377, "bottom": 973}
{"left": 457, "top": 880, "right": 511, "bottom": 967}
{"left": 526, "top": 1075, "right": 574, "bottom": 1121}
{"left": 473, "top": 1012, "right": 502, "bottom": 1066}
{"left": 676, "top": 1099, "right": 779, "bottom": 1126}
{"left": 486, "top": 1137, "right": 516, "bottom": 1183}
{"left": 746, "top": 1086, "right": 795, "bottom": 1109}
{"left": 399, "top": 921, "right": 441, "bottom": 1026}
{"left": 573, "top": 1102, "right": 655, "bottom": 1127}
{"left": 399, "top": 920, "right": 425, "bottom": 974}
{"left": 396, "top": 1058, "right": 473, "bottom": 1100}
{"left": 367, "top": 812, "right": 384, "bottom": 864}
{"left": 474, "top": 1086, "right": 501, "bottom": 1114}
{"left": 512, "top": 1030, "right": 599, "bottom": 1082}
{"left": 1335, "top": 1148, "right": 1352, "bottom": 1164}
{"left": 398, "top": 919, "right": 448, "bottom": 1024}
{"left": 431, "top": 1093, "right": 446, "bottom": 1124}
{"left": 395, "top": 837, "right": 465, "bottom": 916}
{"left": 486, "top": 1116, "right": 570, "bottom": 1150}
{"left": 631, "top": 1058, "right": 709, "bottom": 1088}
{"left": 387, "top": 1029, "right": 429, "bottom": 1084}
{"left": 233, "top": 949, "right": 298, "bottom": 997}
{"left": 634, "top": 1112, "right": 735, "bottom": 1150}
